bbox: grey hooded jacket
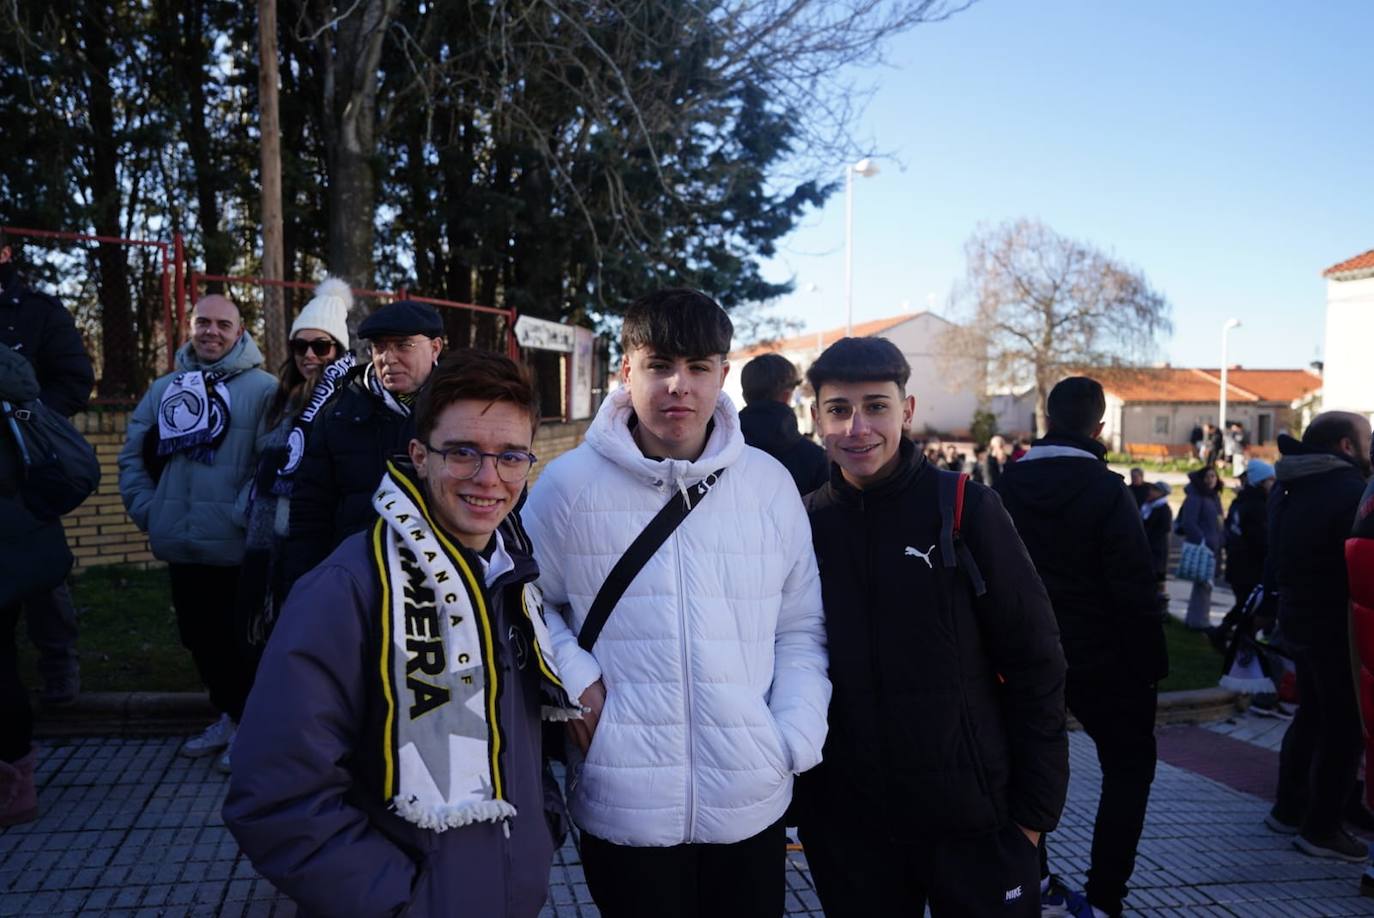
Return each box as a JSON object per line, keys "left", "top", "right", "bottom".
{"left": 117, "top": 335, "right": 276, "bottom": 566}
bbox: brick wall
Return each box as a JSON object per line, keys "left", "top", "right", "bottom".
{"left": 62, "top": 409, "right": 593, "bottom": 572}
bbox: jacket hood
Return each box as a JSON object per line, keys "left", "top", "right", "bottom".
{"left": 0, "top": 343, "right": 39, "bottom": 402}
{"left": 1276, "top": 451, "right": 1358, "bottom": 483}
{"left": 737, "top": 400, "right": 804, "bottom": 454}
{"left": 175, "top": 332, "right": 266, "bottom": 375}
{"left": 997, "top": 433, "right": 1110, "bottom": 511}
{"left": 1026, "top": 431, "right": 1108, "bottom": 461}
{"left": 584, "top": 386, "right": 745, "bottom": 491}
{"left": 1275, "top": 434, "right": 1362, "bottom": 483}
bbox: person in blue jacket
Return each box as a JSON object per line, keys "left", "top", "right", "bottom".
{"left": 1177, "top": 465, "right": 1223, "bottom": 630}
{"left": 224, "top": 350, "right": 579, "bottom": 917}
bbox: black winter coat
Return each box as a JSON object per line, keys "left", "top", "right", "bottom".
{"left": 283, "top": 370, "right": 416, "bottom": 588}
{"left": 1224, "top": 484, "right": 1269, "bottom": 589}
{"left": 797, "top": 439, "right": 1068, "bottom": 840}
{"left": 0, "top": 343, "right": 72, "bottom": 606}
{"left": 0, "top": 269, "right": 94, "bottom": 417}
{"left": 737, "top": 399, "right": 829, "bottom": 496}
{"left": 1270, "top": 434, "right": 1369, "bottom": 648}
{"left": 1142, "top": 502, "right": 1173, "bottom": 581}
{"left": 995, "top": 433, "right": 1168, "bottom": 684}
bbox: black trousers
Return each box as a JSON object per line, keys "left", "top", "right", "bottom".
{"left": 0, "top": 602, "right": 31, "bottom": 762}
{"left": 167, "top": 563, "right": 254, "bottom": 722}
{"left": 1275, "top": 641, "right": 1363, "bottom": 837}
{"left": 580, "top": 818, "right": 785, "bottom": 918}
{"left": 1043, "top": 674, "right": 1158, "bottom": 916}
{"left": 23, "top": 580, "right": 79, "bottom": 684}
{"left": 799, "top": 819, "right": 1040, "bottom": 917}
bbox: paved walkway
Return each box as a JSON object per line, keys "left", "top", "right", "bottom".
{"left": 3, "top": 721, "right": 1373, "bottom": 916}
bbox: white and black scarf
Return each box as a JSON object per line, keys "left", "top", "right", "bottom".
{"left": 1141, "top": 496, "right": 1170, "bottom": 520}
{"left": 369, "top": 461, "right": 579, "bottom": 831}
{"left": 271, "top": 352, "right": 357, "bottom": 496}
{"left": 156, "top": 368, "right": 241, "bottom": 464}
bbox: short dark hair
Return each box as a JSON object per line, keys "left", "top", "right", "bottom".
{"left": 741, "top": 353, "right": 800, "bottom": 404}
{"left": 806, "top": 337, "right": 910, "bottom": 395}
{"left": 620, "top": 288, "right": 732, "bottom": 358}
{"left": 416, "top": 348, "right": 540, "bottom": 442}
{"left": 1303, "top": 411, "right": 1368, "bottom": 453}
{"left": 1046, "top": 376, "right": 1106, "bottom": 437}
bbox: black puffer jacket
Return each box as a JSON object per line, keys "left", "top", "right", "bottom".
{"left": 995, "top": 432, "right": 1167, "bottom": 684}
{"left": 1142, "top": 501, "right": 1173, "bottom": 581}
{"left": 1224, "top": 484, "right": 1269, "bottom": 588}
{"left": 737, "top": 399, "right": 829, "bottom": 496}
{"left": 798, "top": 439, "right": 1067, "bottom": 840}
{"left": 1270, "top": 434, "right": 1369, "bottom": 647}
{"left": 0, "top": 267, "right": 94, "bottom": 417}
{"left": 0, "top": 343, "right": 72, "bottom": 606}
{"left": 284, "top": 368, "right": 416, "bottom": 588}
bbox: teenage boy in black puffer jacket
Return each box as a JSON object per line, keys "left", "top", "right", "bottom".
{"left": 995, "top": 376, "right": 1167, "bottom": 918}
{"left": 795, "top": 337, "right": 1067, "bottom": 917}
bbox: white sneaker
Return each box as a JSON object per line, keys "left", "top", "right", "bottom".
{"left": 180, "top": 714, "right": 236, "bottom": 758}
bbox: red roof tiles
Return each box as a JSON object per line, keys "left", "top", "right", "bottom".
{"left": 1323, "top": 249, "right": 1374, "bottom": 278}
{"left": 730, "top": 313, "right": 917, "bottom": 360}
{"left": 1092, "top": 367, "right": 1321, "bottom": 404}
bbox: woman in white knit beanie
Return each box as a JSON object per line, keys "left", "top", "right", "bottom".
{"left": 229, "top": 278, "right": 357, "bottom": 775}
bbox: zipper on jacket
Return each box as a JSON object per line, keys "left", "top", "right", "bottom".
{"left": 674, "top": 526, "right": 697, "bottom": 840}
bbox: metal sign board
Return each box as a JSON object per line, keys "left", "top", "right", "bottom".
{"left": 513, "top": 315, "right": 575, "bottom": 352}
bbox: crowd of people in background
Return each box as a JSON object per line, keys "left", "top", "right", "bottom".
{"left": 3, "top": 242, "right": 1374, "bottom": 917}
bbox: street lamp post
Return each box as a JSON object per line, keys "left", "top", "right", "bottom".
{"left": 1220, "top": 318, "right": 1242, "bottom": 446}
{"left": 843, "top": 158, "right": 880, "bottom": 337}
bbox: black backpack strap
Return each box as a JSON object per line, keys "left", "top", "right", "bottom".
{"left": 578, "top": 468, "right": 726, "bottom": 652}
{"left": 936, "top": 468, "right": 987, "bottom": 598}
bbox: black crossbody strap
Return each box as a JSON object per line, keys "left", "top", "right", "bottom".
{"left": 578, "top": 468, "right": 726, "bottom": 652}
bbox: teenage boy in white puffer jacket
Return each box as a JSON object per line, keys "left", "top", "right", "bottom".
{"left": 524, "top": 289, "right": 830, "bottom": 918}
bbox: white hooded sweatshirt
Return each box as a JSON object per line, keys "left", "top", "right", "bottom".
{"left": 523, "top": 387, "right": 830, "bottom": 846}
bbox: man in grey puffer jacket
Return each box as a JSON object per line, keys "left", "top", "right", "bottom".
{"left": 118, "top": 295, "right": 275, "bottom": 765}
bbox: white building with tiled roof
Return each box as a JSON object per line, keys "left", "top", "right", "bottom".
{"left": 1088, "top": 366, "right": 1323, "bottom": 455}
{"left": 725, "top": 311, "right": 983, "bottom": 437}
{"left": 1322, "top": 249, "right": 1374, "bottom": 419}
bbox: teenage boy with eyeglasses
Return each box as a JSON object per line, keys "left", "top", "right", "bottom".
{"left": 794, "top": 337, "right": 1067, "bottom": 917}
{"left": 226, "top": 349, "right": 580, "bottom": 916}
{"left": 284, "top": 299, "right": 445, "bottom": 588}
{"left": 522, "top": 288, "right": 830, "bottom": 918}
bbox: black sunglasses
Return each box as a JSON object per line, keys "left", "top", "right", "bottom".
{"left": 291, "top": 338, "right": 336, "bottom": 358}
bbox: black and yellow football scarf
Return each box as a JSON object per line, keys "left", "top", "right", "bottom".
{"left": 369, "top": 461, "right": 579, "bottom": 831}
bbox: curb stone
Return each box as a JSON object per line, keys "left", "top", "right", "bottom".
{"left": 35, "top": 687, "right": 1244, "bottom": 738}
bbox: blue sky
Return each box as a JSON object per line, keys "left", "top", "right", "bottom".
{"left": 758, "top": 0, "right": 1371, "bottom": 369}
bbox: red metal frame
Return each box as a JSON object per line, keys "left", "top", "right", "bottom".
{"left": 185, "top": 271, "right": 518, "bottom": 359}
{"left": 2, "top": 225, "right": 176, "bottom": 371}
{"left": 5, "top": 224, "right": 531, "bottom": 377}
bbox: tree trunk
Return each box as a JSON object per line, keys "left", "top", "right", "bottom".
{"left": 83, "top": 9, "right": 138, "bottom": 397}
{"left": 318, "top": 0, "right": 397, "bottom": 326}
{"left": 258, "top": 0, "right": 286, "bottom": 367}
{"left": 169, "top": 0, "right": 231, "bottom": 282}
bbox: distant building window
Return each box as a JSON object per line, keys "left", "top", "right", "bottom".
{"left": 1155, "top": 416, "right": 1169, "bottom": 435}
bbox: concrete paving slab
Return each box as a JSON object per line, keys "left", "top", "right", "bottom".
{"left": 3, "top": 731, "right": 1373, "bottom": 915}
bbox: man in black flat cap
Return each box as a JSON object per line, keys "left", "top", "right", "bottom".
{"left": 283, "top": 301, "right": 445, "bottom": 588}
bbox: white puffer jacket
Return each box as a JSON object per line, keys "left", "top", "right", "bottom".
{"left": 524, "top": 388, "right": 830, "bottom": 846}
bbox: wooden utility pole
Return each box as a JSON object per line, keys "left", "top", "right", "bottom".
{"left": 258, "top": 0, "right": 286, "bottom": 368}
